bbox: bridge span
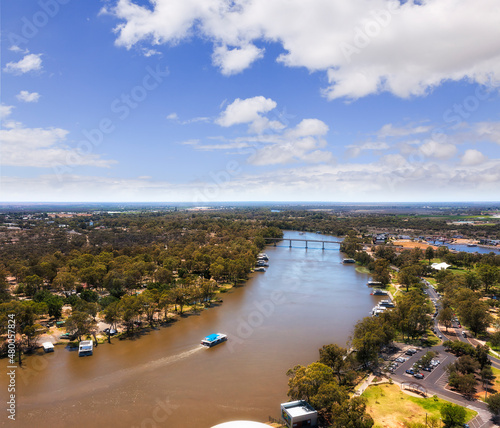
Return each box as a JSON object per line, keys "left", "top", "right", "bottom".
{"left": 264, "top": 237, "right": 342, "bottom": 250}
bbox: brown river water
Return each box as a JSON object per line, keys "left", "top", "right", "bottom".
{"left": 6, "top": 231, "right": 384, "bottom": 428}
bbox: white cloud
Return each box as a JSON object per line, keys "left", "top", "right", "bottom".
{"left": 419, "top": 140, "right": 457, "bottom": 160}
{"left": 107, "top": 0, "right": 500, "bottom": 100}
{"left": 0, "top": 104, "right": 14, "bottom": 120}
{"left": 166, "top": 112, "right": 179, "bottom": 120}
{"left": 377, "top": 123, "right": 433, "bottom": 138}
{"left": 212, "top": 44, "right": 264, "bottom": 75}
{"left": 142, "top": 48, "right": 161, "bottom": 57}
{"left": 216, "top": 96, "right": 278, "bottom": 131}
{"left": 475, "top": 122, "right": 500, "bottom": 144}
{"left": 16, "top": 91, "right": 41, "bottom": 103}
{"left": 247, "top": 118, "right": 332, "bottom": 165}
{"left": 346, "top": 141, "right": 390, "bottom": 158}
{"left": 461, "top": 149, "right": 488, "bottom": 166}
{"left": 0, "top": 121, "right": 116, "bottom": 168}
{"left": 4, "top": 53, "right": 43, "bottom": 74}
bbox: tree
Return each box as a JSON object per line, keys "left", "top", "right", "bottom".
{"left": 440, "top": 403, "right": 466, "bottom": 427}
{"left": 454, "top": 355, "right": 480, "bottom": 375}
{"left": 319, "top": 344, "right": 348, "bottom": 384}
{"left": 286, "top": 362, "right": 336, "bottom": 403}
{"left": 330, "top": 396, "right": 374, "bottom": 428}
{"left": 477, "top": 264, "right": 499, "bottom": 294}
{"left": 23, "top": 323, "right": 44, "bottom": 350}
{"left": 480, "top": 366, "right": 494, "bottom": 387}
{"left": 459, "top": 299, "right": 492, "bottom": 336}
{"left": 490, "top": 331, "right": 500, "bottom": 349}
{"left": 53, "top": 270, "right": 77, "bottom": 294}
{"left": 475, "top": 344, "right": 491, "bottom": 370}
{"left": 45, "top": 295, "right": 64, "bottom": 319}
{"left": 65, "top": 310, "right": 96, "bottom": 341}
{"left": 200, "top": 279, "right": 216, "bottom": 304}
{"left": 24, "top": 274, "right": 44, "bottom": 296}
{"left": 486, "top": 392, "right": 500, "bottom": 417}
{"left": 425, "top": 246, "right": 435, "bottom": 265}
{"left": 464, "top": 271, "right": 481, "bottom": 291}
{"left": 438, "top": 307, "right": 454, "bottom": 332}
{"left": 103, "top": 301, "right": 120, "bottom": 343}
{"left": 398, "top": 266, "right": 420, "bottom": 292}
{"left": 372, "top": 259, "right": 391, "bottom": 286}
{"left": 456, "top": 374, "right": 477, "bottom": 398}
{"left": 352, "top": 316, "right": 394, "bottom": 368}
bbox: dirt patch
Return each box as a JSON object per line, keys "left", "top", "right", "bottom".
{"left": 392, "top": 240, "right": 438, "bottom": 250}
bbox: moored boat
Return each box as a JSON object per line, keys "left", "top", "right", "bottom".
{"left": 42, "top": 342, "right": 54, "bottom": 353}
{"left": 78, "top": 340, "right": 93, "bottom": 357}
{"left": 378, "top": 299, "right": 395, "bottom": 308}
{"left": 342, "top": 258, "right": 355, "bottom": 264}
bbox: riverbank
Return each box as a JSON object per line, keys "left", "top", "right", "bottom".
{"left": 34, "top": 281, "right": 240, "bottom": 351}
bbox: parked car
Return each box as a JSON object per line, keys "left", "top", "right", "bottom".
{"left": 406, "top": 369, "right": 414, "bottom": 375}
{"left": 423, "top": 366, "right": 432, "bottom": 372}
{"left": 396, "top": 357, "right": 406, "bottom": 363}
{"left": 414, "top": 373, "right": 424, "bottom": 379}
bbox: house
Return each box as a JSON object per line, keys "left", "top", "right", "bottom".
{"left": 281, "top": 400, "right": 318, "bottom": 428}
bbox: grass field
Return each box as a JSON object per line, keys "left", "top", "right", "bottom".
{"left": 363, "top": 383, "right": 477, "bottom": 427}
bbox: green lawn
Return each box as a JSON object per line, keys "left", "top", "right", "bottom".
{"left": 363, "top": 383, "right": 477, "bottom": 428}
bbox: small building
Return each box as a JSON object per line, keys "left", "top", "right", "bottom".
{"left": 281, "top": 400, "right": 318, "bottom": 428}
{"left": 431, "top": 262, "right": 451, "bottom": 271}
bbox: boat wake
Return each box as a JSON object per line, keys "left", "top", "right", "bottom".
{"left": 26, "top": 346, "right": 205, "bottom": 405}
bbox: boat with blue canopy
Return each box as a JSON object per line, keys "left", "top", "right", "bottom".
{"left": 201, "top": 333, "right": 227, "bottom": 347}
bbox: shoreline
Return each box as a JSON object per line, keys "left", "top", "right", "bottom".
{"left": 29, "top": 280, "right": 243, "bottom": 355}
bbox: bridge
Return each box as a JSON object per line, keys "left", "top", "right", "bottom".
{"left": 264, "top": 237, "right": 342, "bottom": 250}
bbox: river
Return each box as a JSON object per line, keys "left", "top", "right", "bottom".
{"left": 428, "top": 240, "right": 500, "bottom": 255}
{"left": 10, "top": 231, "right": 382, "bottom": 428}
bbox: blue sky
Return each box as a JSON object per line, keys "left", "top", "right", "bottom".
{"left": 1, "top": 0, "right": 500, "bottom": 203}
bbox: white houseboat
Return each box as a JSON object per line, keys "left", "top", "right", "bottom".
{"left": 201, "top": 333, "right": 227, "bottom": 347}
{"left": 42, "top": 342, "right": 54, "bottom": 353}
{"left": 78, "top": 340, "right": 93, "bottom": 357}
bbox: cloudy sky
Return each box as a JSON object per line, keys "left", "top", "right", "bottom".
{"left": 1, "top": 0, "right": 500, "bottom": 203}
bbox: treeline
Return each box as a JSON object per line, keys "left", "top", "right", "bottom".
{"left": 0, "top": 211, "right": 283, "bottom": 356}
